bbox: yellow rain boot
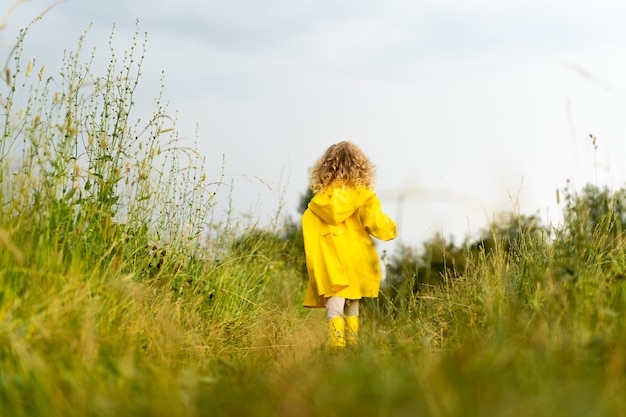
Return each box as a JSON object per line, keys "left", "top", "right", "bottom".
{"left": 345, "top": 316, "right": 359, "bottom": 347}
{"left": 327, "top": 316, "right": 346, "bottom": 349}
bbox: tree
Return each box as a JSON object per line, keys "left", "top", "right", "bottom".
{"left": 552, "top": 182, "right": 626, "bottom": 280}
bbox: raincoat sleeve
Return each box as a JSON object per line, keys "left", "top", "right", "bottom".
{"left": 358, "top": 194, "right": 397, "bottom": 241}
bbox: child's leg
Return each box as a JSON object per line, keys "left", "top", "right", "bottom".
{"left": 344, "top": 299, "right": 359, "bottom": 317}
{"left": 344, "top": 299, "right": 359, "bottom": 346}
{"left": 326, "top": 296, "right": 346, "bottom": 348}
{"left": 326, "top": 296, "right": 346, "bottom": 321}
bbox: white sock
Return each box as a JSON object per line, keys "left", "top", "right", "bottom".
{"left": 344, "top": 299, "right": 359, "bottom": 317}
{"left": 326, "top": 296, "right": 345, "bottom": 321}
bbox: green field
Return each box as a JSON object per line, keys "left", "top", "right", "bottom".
{"left": 1, "top": 18, "right": 626, "bottom": 417}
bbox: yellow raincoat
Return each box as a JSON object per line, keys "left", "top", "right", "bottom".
{"left": 302, "top": 185, "right": 397, "bottom": 308}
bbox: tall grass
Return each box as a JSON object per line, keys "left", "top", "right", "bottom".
{"left": 1, "top": 15, "right": 626, "bottom": 417}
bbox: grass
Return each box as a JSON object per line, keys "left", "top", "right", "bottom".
{"left": 1, "top": 14, "right": 626, "bottom": 417}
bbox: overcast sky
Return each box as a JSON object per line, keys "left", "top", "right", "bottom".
{"left": 5, "top": 0, "right": 626, "bottom": 249}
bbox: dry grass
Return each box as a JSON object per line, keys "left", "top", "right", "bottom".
{"left": 1, "top": 8, "right": 626, "bottom": 417}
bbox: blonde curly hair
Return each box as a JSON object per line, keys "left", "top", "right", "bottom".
{"left": 309, "top": 141, "right": 376, "bottom": 193}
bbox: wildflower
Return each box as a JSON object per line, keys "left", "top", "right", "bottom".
{"left": 25, "top": 60, "right": 33, "bottom": 78}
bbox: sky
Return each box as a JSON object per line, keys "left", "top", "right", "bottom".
{"left": 5, "top": 0, "right": 626, "bottom": 251}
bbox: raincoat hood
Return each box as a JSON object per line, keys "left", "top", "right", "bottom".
{"left": 307, "top": 186, "right": 374, "bottom": 226}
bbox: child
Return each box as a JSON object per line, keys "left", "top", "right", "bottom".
{"left": 302, "top": 141, "right": 397, "bottom": 349}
